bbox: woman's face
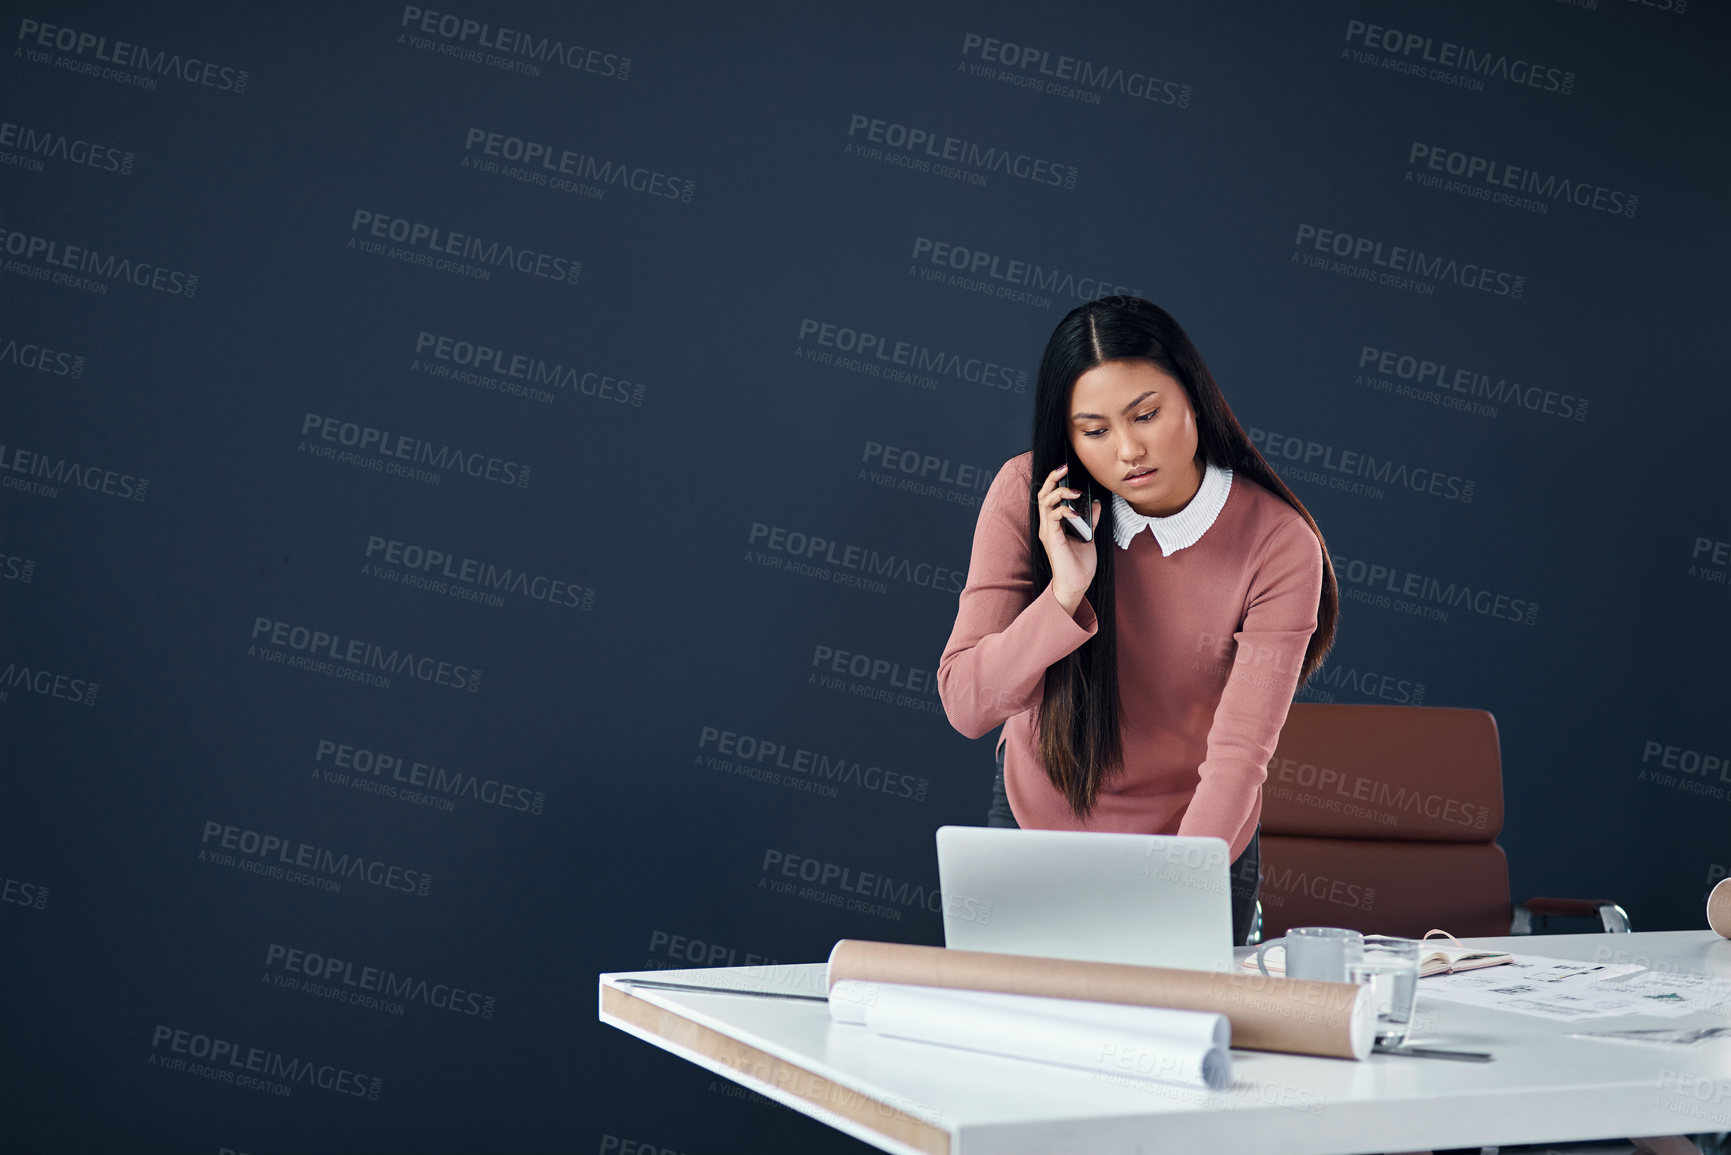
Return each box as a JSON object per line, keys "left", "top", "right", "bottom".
{"left": 1067, "top": 359, "right": 1204, "bottom": 519}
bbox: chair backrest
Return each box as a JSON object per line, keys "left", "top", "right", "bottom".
{"left": 1257, "top": 703, "right": 1511, "bottom": 939}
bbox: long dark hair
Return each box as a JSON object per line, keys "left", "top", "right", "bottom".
{"left": 1028, "top": 296, "right": 1339, "bottom": 817}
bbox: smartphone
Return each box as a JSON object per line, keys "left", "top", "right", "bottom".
{"left": 1061, "top": 461, "right": 1094, "bottom": 542}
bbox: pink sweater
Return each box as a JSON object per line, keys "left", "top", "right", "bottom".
{"left": 938, "top": 452, "right": 1323, "bottom": 861}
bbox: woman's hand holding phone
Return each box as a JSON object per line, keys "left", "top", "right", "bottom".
{"left": 1037, "top": 464, "right": 1100, "bottom": 617}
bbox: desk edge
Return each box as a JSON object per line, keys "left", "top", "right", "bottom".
{"left": 599, "top": 981, "right": 952, "bottom": 1155}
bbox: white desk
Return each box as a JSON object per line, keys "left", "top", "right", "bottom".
{"left": 599, "top": 931, "right": 1731, "bottom": 1155}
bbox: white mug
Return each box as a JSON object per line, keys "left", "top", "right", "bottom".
{"left": 1255, "top": 926, "right": 1364, "bottom": 981}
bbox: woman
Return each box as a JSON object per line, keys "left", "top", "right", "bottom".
{"left": 937, "top": 296, "right": 1338, "bottom": 947}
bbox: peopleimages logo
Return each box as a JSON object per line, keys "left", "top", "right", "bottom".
{"left": 1261, "top": 865, "right": 1375, "bottom": 911}
{"left": 0, "top": 660, "right": 99, "bottom": 706}
{"left": 809, "top": 641, "right": 946, "bottom": 719}
{"left": 845, "top": 113, "right": 1078, "bottom": 190}
{"left": 2, "top": 875, "right": 49, "bottom": 910}
{"left": 1357, "top": 344, "right": 1588, "bottom": 423}
{"left": 16, "top": 18, "right": 250, "bottom": 93}
{"left": 398, "top": 5, "right": 630, "bottom": 79}
{"left": 148, "top": 1025, "right": 379, "bottom": 1100}
{"left": 1691, "top": 536, "right": 1729, "bottom": 587}
{"left": 1406, "top": 143, "right": 1637, "bottom": 218}
{"left": 462, "top": 128, "right": 692, "bottom": 203}
{"left": 760, "top": 849, "right": 981, "bottom": 924}
{"left": 363, "top": 534, "right": 594, "bottom": 612}
{"left": 860, "top": 439, "right": 996, "bottom": 509}
{"left": 647, "top": 930, "right": 777, "bottom": 970}
{"left": 348, "top": 210, "right": 580, "bottom": 286}
{"left": 1331, "top": 551, "right": 1539, "bottom": 626}
{"left": 811, "top": 645, "right": 937, "bottom": 698}
{"left": 747, "top": 522, "right": 965, "bottom": 594}
{"left": 0, "top": 333, "right": 86, "bottom": 378}
{"left": 200, "top": 820, "right": 433, "bottom": 897}
{"left": 1266, "top": 756, "right": 1489, "bottom": 830}
{"left": 249, "top": 616, "right": 483, "bottom": 693}
{"left": 1639, "top": 739, "right": 1729, "bottom": 801}
{"left": 265, "top": 942, "right": 497, "bottom": 1019}
{"left": 299, "top": 412, "right": 530, "bottom": 488}
{"left": 313, "top": 737, "right": 547, "bottom": 816}
{"left": 0, "top": 225, "right": 198, "bottom": 296}
{"left": 413, "top": 330, "right": 644, "bottom": 406}
{"left": 0, "top": 120, "right": 133, "bottom": 175}
{"left": 796, "top": 317, "right": 1026, "bottom": 394}
{"left": 1341, "top": 18, "right": 1575, "bottom": 95}
{"left": 1298, "top": 660, "right": 1425, "bottom": 706}
{"left": 1293, "top": 223, "right": 1524, "bottom": 299}
{"left": 909, "top": 236, "right": 1138, "bottom": 308}
{"left": 1249, "top": 427, "right": 1475, "bottom": 503}
{"left": 698, "top": 725, "right": 930, "bottom": 802}
{"left": 959, "top": 32, "right": 1192, "bottom": 107}
{"left": 1652, "top": 1070, "right": 1731, "bottom": 1131}
{"left": 0, "top": 443, "right": 147, "bottom": 502}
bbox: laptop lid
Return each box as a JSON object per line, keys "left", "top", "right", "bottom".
{"left": 935, "top": 826, "right": 1234, "bottom": 972}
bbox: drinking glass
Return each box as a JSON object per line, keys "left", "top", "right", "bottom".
{"left": 1347, "top": 936, "right": 1421, "bottom": 1046}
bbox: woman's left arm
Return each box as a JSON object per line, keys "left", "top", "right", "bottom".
{"left": 1176, "top": 517, "right": 1324, "bottom": 853}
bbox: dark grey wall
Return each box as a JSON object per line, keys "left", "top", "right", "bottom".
{"left": 2, "top": 1, "right": 1726, "bottom": 1152}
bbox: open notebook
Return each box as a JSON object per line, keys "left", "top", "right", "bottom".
{"left": 1243, "top": 930, "right": 1513, "bottom": 978}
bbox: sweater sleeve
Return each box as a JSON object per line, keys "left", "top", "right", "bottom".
{"left": 938, "top": 458, "right": 1099, "bottom": 740}
{"left": 1177, "top": 515, "right": 1323, "bottom": 845}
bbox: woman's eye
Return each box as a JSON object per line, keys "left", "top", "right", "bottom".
{"left": 1082, "top": 428, "right": 1106, "bottom": 438}
{"left": 1135, "top": 409, "right": 1160, "bottom": 423}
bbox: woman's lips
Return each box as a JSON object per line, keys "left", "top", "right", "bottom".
{"left": 1124, "top": 468, "right": 1158, "bottom": 486}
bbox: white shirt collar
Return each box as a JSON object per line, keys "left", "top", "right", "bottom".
{"left": 1111, "top": 463, "right": 1233, "bottom": 555}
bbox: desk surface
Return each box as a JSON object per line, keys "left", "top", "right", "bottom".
{"left": 599, "top": 931, "right": 1731, "bottom": 1155}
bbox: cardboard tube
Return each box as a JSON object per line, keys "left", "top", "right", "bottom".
{"left": 1709, "top": 878, "right": 1731, "bottom": 938}
{"left": 827, "top": 939, "right": 1373, "bottom": 1060}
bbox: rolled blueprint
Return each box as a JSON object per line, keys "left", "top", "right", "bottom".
{"left": 828, "top": 939, "right": 1374, "bottom": 1060}
{"left": 829, "top": 979, "right": 1232, "bottom": 1089}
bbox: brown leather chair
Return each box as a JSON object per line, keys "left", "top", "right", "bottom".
{"left": 1255, "top": 703, "right": 1627, "bottom": 942}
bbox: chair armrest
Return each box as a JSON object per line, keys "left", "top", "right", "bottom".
{"left": 1512, "top": 897, "right": 1630, "bottom": 934}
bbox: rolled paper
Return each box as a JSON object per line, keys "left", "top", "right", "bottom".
{"left": 827, "top": 939, "right": 1374, "bottom": 1060}
{"left": 829, "top": 979, "right": 1232, "bottom": 1089}
{"left": 934, "top": 987, "right": 1231, "bottom": 1050}
{"left": 1710, "top": 878, "right": 1731, "bottom": 938}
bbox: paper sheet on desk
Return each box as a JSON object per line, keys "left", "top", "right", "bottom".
{"left": 1418, "top": 953, "right": 1731, "bottom": 1022}
{"left": 1570, "top": 1026, "right": 1731, "bottom": 1047}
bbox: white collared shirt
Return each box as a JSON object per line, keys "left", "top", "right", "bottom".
{"left": 1111, "top": 462, "right": 1233, "bottom": 556}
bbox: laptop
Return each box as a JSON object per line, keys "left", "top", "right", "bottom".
{"left": 935, "top": 826, "right": 1235, "bottom": 972}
